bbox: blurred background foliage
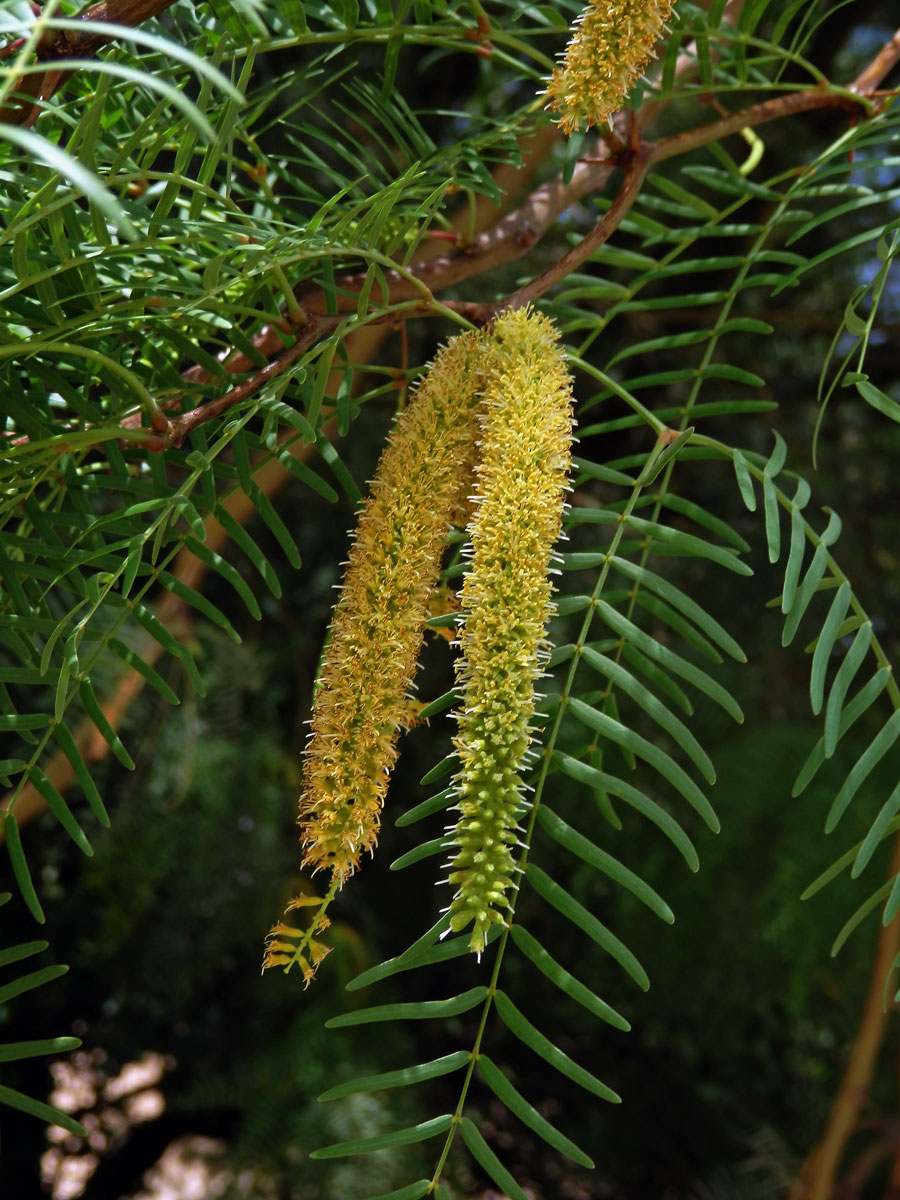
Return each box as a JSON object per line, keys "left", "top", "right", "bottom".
{"left": 2, "top": 0, "right": 900, "bottom": 1196}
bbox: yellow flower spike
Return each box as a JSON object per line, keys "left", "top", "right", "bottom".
{"left": 447, "top": 308, "right": 574, "bottom": 954}
{"left": 544, "top": 0, "right": 676, "bottom": 135}
{"left": 299, "top": 331, "right": 485, "bottom": 881}
{"left": 264, "top": 328, "right": 487, "bottom": 980}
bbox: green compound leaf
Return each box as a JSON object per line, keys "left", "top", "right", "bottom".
{"left": 568, "top": 697, "right": 719, "bottom": 832}
{"left": 325, "top": 986, "right": 488, "bottom": 1027}
{"left": 310, "top": 1113, "right": 453, "bottom": 1158}
{"left": 78, "top": 679, "right": 135, "bottom": 770}
{"left": 0, "top": 125, "right": 137, "bottom": 240}
{"left": 366, "top": 1183, "right": 432, "bottom": 1200}
{"left": 3, "top": 814, "right": 45, "bottom": 924}
{"left": 579, "top": 648, "right": 716, "bottom": 786}
{"left": 106, "top": 637, "right": 180, "bottom": 708}
{"left": 658, "top": 492, "right": 751, "bottom": 552}
{"left": 0, "top": 940, "right": 49, "bottom": 969}
{"left": 245, "top": 481, "right": 303, "bottom": 569}
{"left": 825, "top": 710, "right": 900, "bottom": 834}
{"left": 622, "top": 642, "right": 693, "bottom": 715}
{"left": 0, "top": 1082, "right": 87, "bottom": 1138}
{"left": 802, "top": 841, "right": 864, "bottom": 901}
{"left": 831, "top": 881, "right": 893, "bottom": 957}
{"left": 419, "top": 755, "right": 456, "bottom": 787}
{"left": 0, "top": 964, "right": 68, "bottom": 1007}
{"left": 213, "top": 506, "right": 282, "bottom": 598}
{"left": 809, "top": 581, "right": 851, "bottom": 716}
{"left": 596, "top": 601, "right": 743, "bottom": 722}
{"left": 25, "top": 766, "right": 92, "bottom": 856}
{"left": 318, "top": 1051, "right": 470, "bottom": 1101}
{"left": 764, "top": 429, "right": 788, "bottom": 479}
{"left": 794, "top": 669, "right": 891, "bottom": 797}
{"left": 395, "top": 786, "right": 455, "bottom": 827}
{"left": 824, "top": 623, "right": 873, "bottom": 758}
{"left": 570, "top": 509, "right": 752, "bottom": 575}
{"left": 782, "top": 504, "right": 807, "bottom": 614}
{"left": 460, "top": 1116, "right": 530, "bottom": 1200}
{"left": 857, "top": 378, "right": 900, "bottom": 424}
{"left": 637, "top": 427, "right": 695, "bottom": 485}
{"left": 510, "top": 925, "right": 631, "bottom": 1031}
{"left": 50, "top": 722, "right": 110, "bottom": 829}
{"left": 131, "top": 603, "right": 205, "bottom": 695}
{"left": 344, "top": 913, "right": 507, "bottom": 993}
{"left": 182, "top": 538, "right": 262, "bottom": 621}
{"left": 0, "top": 1036, "right": 80, "bottom": 1063}
{"left": 853, "top": 783, "right": 900, "bottom": 879}
{"left": 477, "top": 1054, "right": 594, "bottom": 1168}
{"left": 763, "top": 475, "right": 781, "bottom": 563}
{"left": 632, "top": 591, "right": 723, "bottom": 664}
{"left": 554, "top": 754, "right": 699, "bottom": 870}
{"left": 883, "top": 869, "right": 900, "bottom": 927}
{"left": 416, "top": 688, "right": 459, "bottom": 720}
{"left": 157, "top": 571, "right": 241, "bottom": 643}
{"left": 733, "top": 450, "right": 757, "bottom": 511}
{"left": 781, "top": 546, "right": 830, "bottom": 647}
{"left": 525, "top": 864, "right": 650, "bottom": 990}
{"left": 390, "top": 835, "right": 451, "bottom": 871}
{"left": 609, "top": 556, "right": 746, "bottom": 662}
{"left": 494, "top": 989, "right": 621, "bottom": 1103}
{"left": 537, "top": 806, "right": 675, "bottom": 923}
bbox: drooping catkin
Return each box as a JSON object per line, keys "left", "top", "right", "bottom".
{"left": 264, "top": 330, "right": 486, "bottom": 982}
{"left": 544, "top": 0, "right": 675, "bottom": 135}
{"left": 447, "top": 308, "right": 574, "bottom": 954}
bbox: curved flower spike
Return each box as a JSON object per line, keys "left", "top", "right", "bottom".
{"left": 447, "top": 308, "right": 574, "bottom": 954}
{"left": 264, "top": 329, "right": 486, "bottom": 981}
{"left": 544, "top": 0, "right": 675, "bottom": 135}
{"left": 298, "top": 331, "right": 485, "bottom": 884}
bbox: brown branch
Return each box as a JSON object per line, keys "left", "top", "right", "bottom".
{"left": 789, "top": 832, "right": 900, "bottom": 1200}
{"left": 44, "top": 0, "right": 179, "bottom": 57}
{"left": 167, "top": 338, "right": 321, "bottom": 447}
{"left": 650, "top": 87, "right": 874, "bottom": 166}
{"left": 143, "top": 315, "right": 338, "bottom": 449}
{"left": 0, "top": 0, "right": 177, "bottom": 125}
{"left": 850, "top": 27, "right": 900, "bottom": 94}
{"left": 491, "top": 153, "right": 652, "bottom": 317}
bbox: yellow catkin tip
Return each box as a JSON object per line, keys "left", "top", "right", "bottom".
{"left": 544, "top": 0, "right": 676, "bottom": 135}
{"left": 447, "top": 308, "right": 574, "bottom": 954}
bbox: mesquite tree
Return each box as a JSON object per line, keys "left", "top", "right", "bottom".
{"left": 1, "top": 0, "right": 899, "bottom": 1196}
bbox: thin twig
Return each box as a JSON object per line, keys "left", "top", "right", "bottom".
{"left": 788, "top": 833, "right": 900, "bottom": 1200}
{"left": 0, "top": 0, "right": 178, "bottom": 125}
{"left": 492, "top": 153, "right": 652, "bottom": 317}
{"left": 850, "top": 26, "right": 900, "bottom": 94}
{"left": 650, "top": 86, "right": 874, "bottom": 165}
{"left": 163, "top": 316, "right": 337, "bottom": 448}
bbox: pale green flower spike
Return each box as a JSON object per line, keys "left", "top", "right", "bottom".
{"left": 544, "top": 0, "right": 675, "bottom": 135}
{"left": 264, "top": 330, "right": 485, "bottom": 982}
{"left": 447, "top": 308, "right": 575, "bottom": 954}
